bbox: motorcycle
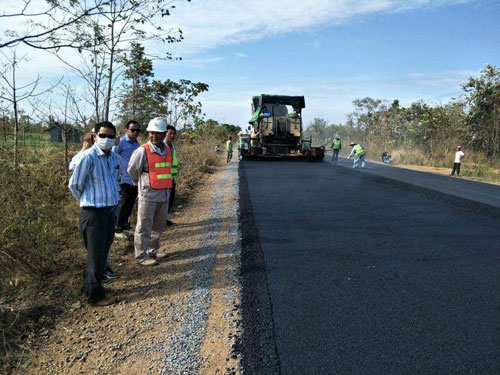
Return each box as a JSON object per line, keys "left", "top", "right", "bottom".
{"left": 381, "top": 151, "right": 392, "bottom": 164}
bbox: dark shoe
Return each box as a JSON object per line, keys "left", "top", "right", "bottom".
{"left": 104, "top": 269, "right": 120, "bottom": 279}
{"left": 102, "top": 278, "right": 111, "bottom": 285}
{"left": 115, "top": 226, "right": 124, "bottom": 233}
{"left": 166, "top": 220, "right": 175, "bottom": 226}
{"left": 91, "top": 295, "right": 116, "bottom": 307}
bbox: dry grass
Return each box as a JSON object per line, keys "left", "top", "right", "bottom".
{"left": 383, "top": 146, "right": 500, "bottom": 184}
{"left": 0, "top": 137, "right": 224, "bottom": 374}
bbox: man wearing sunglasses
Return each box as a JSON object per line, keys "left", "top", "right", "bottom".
{"left": 69, "top": 121, "right": 121, "bottom": 306}
{"left": 113, "top": 120, "right": 141, "bottom": 238}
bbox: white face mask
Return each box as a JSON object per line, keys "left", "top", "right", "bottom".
{"left": 96, "top": 136, "right": 115, "bottom": 150}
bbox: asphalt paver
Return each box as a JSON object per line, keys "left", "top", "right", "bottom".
{"left": 239, "top": 160, "right": 500, "bottom": 375}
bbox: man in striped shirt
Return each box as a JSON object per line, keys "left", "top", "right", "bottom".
{"left": 69, "top": 121, "right": 121, "bottom": 306}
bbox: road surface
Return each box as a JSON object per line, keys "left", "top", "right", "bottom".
{"left": 239, "top": 158, "right": 500, "bottom": 374}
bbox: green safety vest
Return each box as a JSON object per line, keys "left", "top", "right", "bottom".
{"left": 170, "top": 144, "right": 178, "bottom": 182}
{"left": 238, "top": 138, "right": 245, "bottom": 146}
{"left": 226, "top": 140, "right": 232, "bottom": 151}
{"left": 332, "top": 139, "right": 341, "bottom": 149}
{"left": 353, "top": 144, "right": 365, "bottom": 157}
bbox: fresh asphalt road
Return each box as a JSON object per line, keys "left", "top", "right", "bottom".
{"left": 239, "top": 158, "right": 500, "bottom": 375}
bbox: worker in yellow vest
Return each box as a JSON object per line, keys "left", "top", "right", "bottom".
{"left": 127, "top": 117, "right": 172, "bottom": 266}
{"left": 331, "top": 135, "right": 341, "bottom": 164}
{"left": 226, "top": 135, "right": 233, "bottom": 163}
{"left": 238, "top": 131, "right": 245, "bottom": 160}
{"left": 165, "top": 125, "right": 178, "bottom": 226}
{"left": 348, "top": 142, "right": 366, "bottom": 168}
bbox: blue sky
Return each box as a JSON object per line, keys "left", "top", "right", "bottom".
{"left": 1, "top": 0, "right": 499, "bottom": 128}
{"left": 153, "top": 0, "right": 500, "bottom": 127}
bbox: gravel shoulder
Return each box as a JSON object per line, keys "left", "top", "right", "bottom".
{"left": 19, "top": 161, "right": 242, "bottom": 375}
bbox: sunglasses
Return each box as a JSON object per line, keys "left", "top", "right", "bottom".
{"left": 97, "top": 133, "right": 116, "bottom": 139}
{"left": 129, "top": 128, "right": 140, "bottom": 133}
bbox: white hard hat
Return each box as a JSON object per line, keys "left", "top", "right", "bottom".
{"left": 146, "top": 117, "right": 167, "bottom": 132}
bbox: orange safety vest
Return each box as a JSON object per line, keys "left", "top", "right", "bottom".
{"left": 143, "top": 143, "right": 173, "bottom": 190}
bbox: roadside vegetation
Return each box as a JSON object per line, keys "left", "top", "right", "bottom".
{"left": 0, "top": 2, "right": 242, "bottom": 368}
{"left": 304, "top": 64, "right": 500, "bottom": 184}
{"left": 0, "top": 121, "right": 239, "bottom": 372}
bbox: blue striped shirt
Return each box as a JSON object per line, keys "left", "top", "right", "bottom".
{"left": 69, "top": 144, "right": 121, "bottom": 207}
{"left": 112, "top": 134, "right": 140, "bottom": 185}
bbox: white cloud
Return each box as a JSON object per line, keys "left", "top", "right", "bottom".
{"left": 197, "top": 68, "right": 480, "bottom": 126}
{"left": 165, "top": 0, "right": 472, "bottom": 55}
{"left": 178, "top": 56, "right": 224, "bottom": 68}
{"left": 234, "top": 52, "right": 247, "bottom": 58}
{"left": 408, "top": 70, "right": 475, "bottom": 88}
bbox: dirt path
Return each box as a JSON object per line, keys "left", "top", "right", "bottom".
{"left": 20, "top": 162, "right": 241, "bottom": 375}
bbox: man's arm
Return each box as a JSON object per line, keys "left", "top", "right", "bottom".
{"left": 68, "top": 153, "right": 92, "bottom": 200}
{"left": 111, "top": 139, "right": 122, "bottom": 155}
{"left": 127, "top": 147, "right": 145, "bottom": 186}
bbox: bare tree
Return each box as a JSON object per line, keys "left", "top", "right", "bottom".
{"left": 31, "top": 83, "right": 89, "bottom": 179}
{"left": 0, "top": 100, "right": 9, "bottom": 143}
{"left": 0, "top": 49, "right": 60, "bottom": 170}
{"left": 0, "top": 0, "right": 111, "bottom": 50}
{"left": 54, "top": 0, "right": 186, "bottom": 122}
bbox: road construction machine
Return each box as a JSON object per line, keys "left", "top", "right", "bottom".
{"left": 240, "top": 94, "right": 324, "bottom": 161}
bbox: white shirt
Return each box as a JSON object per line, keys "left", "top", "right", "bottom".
{"left": 455, "top": 151, "right": 465, "bottom": 163}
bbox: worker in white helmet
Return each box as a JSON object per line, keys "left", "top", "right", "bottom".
{"left": 127, "top": 117, "right": 172, "bottom": 266}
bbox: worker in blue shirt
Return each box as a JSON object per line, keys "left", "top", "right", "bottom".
{"left": 69, "top": 121, "right": 121, "bottom": 306}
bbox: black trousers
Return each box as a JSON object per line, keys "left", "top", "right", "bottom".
{"left": 116, "top": 183, "right": 138, "bottom": 229}
{"left": 79, "top": 207, "right": 115, "bottom": 303}
{"left": 168, "top": 181, "right": 176, "bottom": 212}
{"left": 451, "top": 162, "right": 461, "bottom": 176}
{"left": 332, "top": 149, "right": 340, "bottom": 162}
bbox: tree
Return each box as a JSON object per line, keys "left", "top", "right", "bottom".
{"left": 462, "top": 64, "right": 500, "bottom": 156}
{"left": 0, "top": 0, "right": 110, "bottom": 50}
{"left": 50, "top": 0, "right": 188, "bottom": 124}
{"left": 79, "top": 0, "right": 186, "bottom": 122}
{"left": 119, "top": 42, "right": 154, "bottom": 127}
{"left": 31, "top": 84, "right": 88, "bottom": 179}
{"left": 0, "top": 49, "right": 59, "bottom": 170}
{"left": 150, "top": 79, "right": 209, "bottom": 129}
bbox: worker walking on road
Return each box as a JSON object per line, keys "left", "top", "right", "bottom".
{"left": 451, "top": 145, "right": 465, "bottom": 177}
{"left": 127, "top": 118, "right": 172, "bottom": 266}
{"left": 331, "top": 135, "right": 341, "bottom": 163}
{"left": 226, "top": 135, "right": 233, "bottom": 163}
{"left": 238, "top": 131, "right": 244, "bottom": 160}
{"left": 348, "top": 142, "right": 366, "bottom": 168}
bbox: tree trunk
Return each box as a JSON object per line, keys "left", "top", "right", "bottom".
{"left": 64, "top": 127, "right": 69, "bottom": 181}
{"left": 2, "top": 111, "right": 6, "bottom": 143}
{"left": 12, "top": 61, "right": 18, "bottom": 171}
{"left": 104, "top": 18, "right": 116, "bottom": 122}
